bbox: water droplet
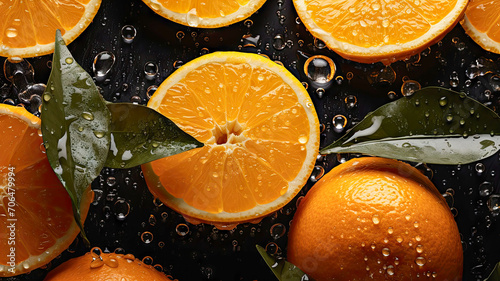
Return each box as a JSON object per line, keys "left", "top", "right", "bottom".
{"left": 387, "top": 227, "right": 393, "bottom": 234}
{"left": 144, "top": 62, "right": 158, "bottom": 80}
{"left": 401, "top": 80, "right": 421, "bottom": 97}
{"left": 415, "top": 257, "right": 426, "bottom": 266}
{"left": 304, "top": 55, "right": 335, "bottom": 84}
{"left": 265, "top": 242, "right": 278, "bottom": 255}
{"left": 487, "top": 195, "right": 499, "bottom": 214}
{"left": 310, "top": 165, "right": 325, "bottom": 182}
{"left": 43, "top": 93, "right": 51, "bottom": 102}
{"left": 272, "top": 34, "right": 286, "bottom": 50}
{"left": 121, "top": 25, "right": 136, "bottom": 43}
{"left": 314, "top": 38, "right": 326, "bottom": 49}
{"left": 93, "top": 51, "right": 115, "bottom": 82}
{"left": 5, "top": 27, "right": 18, "bottom": 38}
{"left": 270, "top": 223, "right": 286, "bottom": 239}
{"left": 146, "top": 85, "right": 158, "bottom": 99}
{"left": 387, "top": 265, "right": 395, "bottom": 275}
{"left": 176, "top": 31, "right": 185, "bottom": 40}
{"left": 416, "top": 244, "right": 424, "bottom": 253}
{"left": 316, "top": 88, "right": 325, "bottom": 98}
{"left": 439, "top": 96, "right": 448, "bottom": 107}
{"left": 333, "top": 115, "right": 347, "bottom": 133}
{"left": 176, "top": 223, "right": 190, "bottom": 236}
{"left": 475, "top": 163, "right": 485, "bottom": 174}
{"left": 344, "top": 95, "right": 357, "bottom": 109}
{"left": 186, "top": 8, "right": 201, "bottom": 27}
{"left": 396, "top": 237, "right": 403, "bottom": 243}
{"left": 382, "top": 248, "right": 390, "bottom": 256}
{"left": 82, "top": 112, "right": 94, "bottom": 121}
{"left": 113, "top": 199, "right": 130, "bottom": 221}
{"left": 141, "top": 231, "right": 154, "bottom": 243}
{"left": 65, "top": 57, "right": 73, "bottom": 64}
{"left": 93, "top": 131, "right": 105, "bottom": 138}
{"left": 298, "top": 135, "right": 308, "bottom": 144}
{"left": 372, "top": 214, "right": 380, "bottom": 225}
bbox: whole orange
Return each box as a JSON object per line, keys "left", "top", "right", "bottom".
{"left": 43, "top": 250, "right": 176, "bottom": 281}
{"left": 287, "top": 157, "right": 463, "bottom": 280}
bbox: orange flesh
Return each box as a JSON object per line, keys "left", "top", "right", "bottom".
{"left": 151, "top": 62, "right": 310, "bottom": 214}
{"left": 304, "top": 0, "right": 459, "bottom": 47}
{"left": 466, "top": 0, "right": 500, "bottom": 42}
{"left": 0, "top": 111, "right": 76, "bottom": 266}
{"left": 0, "top": 0, "right": 89, "bottom": 48}
{"left": 157, "top": 0, "right": 252, "bottom": 18}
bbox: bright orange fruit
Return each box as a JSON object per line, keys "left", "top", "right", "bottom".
{"left": 461, "top": 0, "right": 500, "bottom": 54}
{"left": 142, "top": 0, "right": 267, "bottom": 28}
{"left": 0, "top": 104, "right": 93, "bottom": 277}
{"left": 287, "top": 157, "right": 463, "bottom": 280}
{"left": 0, "top": 0, "right": 101, "bottom": 58}
{"left": 293, "top": 0, "right": 468, "bottom": 64}
{"left": 43, "top": 250, "right": 177, "bottom": 281}
{"left": 143, "top": 52, "right": 319, "bottom": 229}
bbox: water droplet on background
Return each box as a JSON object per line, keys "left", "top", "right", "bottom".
{"left": 121, "top": 25, "right": 136, "bottom": 43}
{"left": 332, "top": 115, "right": 347, "bottom": 133}
{"left": 272, "top": 34, "right": 286, "bottom": 50}
{"left": 93, "top": 51, "right": 115, "bottom": 82}
{"left": 304, "top": 55, "right": 335, "bottom": 84}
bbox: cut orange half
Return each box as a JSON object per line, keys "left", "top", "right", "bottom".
{"left": 461, "top": 0, "right": 500, "bottom": 54}
{"left": 142, "top": 52, "right": 319, "bottom": 228}
{"left": 142, "top": 0, "right": 267, "bottom": 28}
{"left": 0, "top": 104, "right": 93, "bottom": 277}
{"left": 293, "top": 0, "right": 468, "bottom": 64}
{"left": 0, "top": 0, "right": 101, "bottom": 58}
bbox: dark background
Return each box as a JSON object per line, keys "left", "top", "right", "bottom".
{"left": 2, "top": 0, "right": 500, "bottom": 280}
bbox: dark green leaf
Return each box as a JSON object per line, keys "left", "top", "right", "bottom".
{"left": 256, "top": 245, "right": 312, "bottom": 281}
{"left": 321, "top": 87, "right": 500, "bottom": 164}
{"left": 104, "top": 103, "right": 203, "bottom": 169}
{"left": 41, "top": 30, "right": 111, "bottom": 240}
{"left": 485, "top": 262, "right": 500, "bottom": 281}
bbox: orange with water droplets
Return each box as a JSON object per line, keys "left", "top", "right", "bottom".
{"left": 461, "top": 0, "right": 500, "bottom": 54}
{"left": 287, "top": 157, "right": 463, "bottom": 280}
{"left": 0, "top": 104, "right": 93, "bottom": 277}
{"left": 43, "top": 250, "right": 177, "bottom": 281}
{"left": 142, "top": 0, "right": 267, "bottom": 28}
{"left": 293, "top": 0, "right": 468, "bottom": 64}
{"left": 142, "top": 51, "right": 320, "bottom": 229}
{"left": 0, "top": 0, "right": 101, "bottom": 58}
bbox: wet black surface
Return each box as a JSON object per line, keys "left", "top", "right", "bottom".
{"left": 2, "top": 0, "right": 500, "bottom": 280}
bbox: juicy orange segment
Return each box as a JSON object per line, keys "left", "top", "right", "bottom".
{"left": 143, "top": 52, "right": 319, "bottom": 226}
{"left": 293, "top": 0, "right": 468, "bottom": 64}
{"left": 0, "top": 0, "right": 101, "bottom": 58}
{"left": 142, "top": 0, "right": 267, "bottom": 28}
{"left": 0, "top": 105, "right": 93, "bottom": 277}
{"left": 461, "top": 0, "right": 500, "bottom": 54}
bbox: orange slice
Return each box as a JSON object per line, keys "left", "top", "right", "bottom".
{"left": 293, "top": 0, "right": 468, "bottom": 64}
{"left": 0, "top": 0, "right": 101, "bottom": 58}
{"left": 0, "top": 104, "right": 93, "bottom": 277}
{"left": 142, "top": 52, "right": 319, "bottom": 228}
{"left": 461, "top": 0, "right": 500, "bottom": 54}
{"left": 142, "top": 0, "right": 267, "bottom": 28}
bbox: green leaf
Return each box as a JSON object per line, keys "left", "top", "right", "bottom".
{"left": 321, "top": 87, "right": 500, "bottom": 164}
{"left": 41, "top": 30, "right": 111, "bottom": 240}
{"left": 485, "top": 262, "right": 500, "bottom": 281}
{"left": 256, "top": 245, "right": 312, "bottom": 281}
{"left": 104, "top": 103, "right": 203, "bottom": 169}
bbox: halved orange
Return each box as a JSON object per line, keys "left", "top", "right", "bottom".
{"left": 143, "top": 52, "right": 320, "bottom": 228}
{"left": 0, "top": 104, "right": 93, "bottom": 277}
{"left": 142, "top": 0, "right": 267, "bottom": 28}
{"left": 0, "top": 0, "right": 101, "bottom": 58}
{"left": 293, "top": 0, "right": 469, "bottom": 64}
{"left": 461, "top": 0, "right": 500, "bottom": 54}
